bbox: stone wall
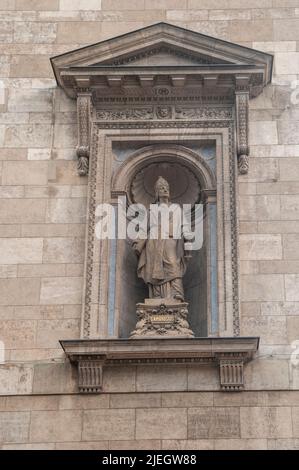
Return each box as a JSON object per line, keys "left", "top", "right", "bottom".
{"left": 0, "top": 0, "right": 299, "bottom": 450}
{"left": 0, "top": 391, "right": 299, "bottom": 450}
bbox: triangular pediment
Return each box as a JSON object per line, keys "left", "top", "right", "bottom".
{"left": 93, "top": 44, "right": 231, "bottom": 67}
{"left": 51, "top": 22, "right": 273, "bottom": 98}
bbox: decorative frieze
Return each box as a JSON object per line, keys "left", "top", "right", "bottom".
{"left": 94, "top": 105, "right": 233, "bottom": 121}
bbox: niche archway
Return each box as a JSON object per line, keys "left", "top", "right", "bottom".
{"left": 111, "top": 144, "right": 216, "bottom": 338}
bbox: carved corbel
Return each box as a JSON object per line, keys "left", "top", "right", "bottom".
{"left": 218, "top": 357, "right": 244, "bottom": 391}
{"left": 76, "top": 92, "right": 92, "bottom": 176}
{"left": 77, "top": 356, "right": 106, "bottom": 393}
{"left": 235, "top": 77, "right": 250, "bottom": 175}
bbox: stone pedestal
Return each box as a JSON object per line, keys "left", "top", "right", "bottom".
{"left": 130, "top": 298, "right": 194, "bottom": 338}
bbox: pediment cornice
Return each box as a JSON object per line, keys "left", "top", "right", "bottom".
{"left": 52, "top": 23, "right": 273, "bottom": 177}
{"left": 51, "top": 22, "right": 273, "bottom": 99}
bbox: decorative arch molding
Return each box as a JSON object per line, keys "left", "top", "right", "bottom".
{"left": 111, "top": 144, "right": 216, "bottom": 204}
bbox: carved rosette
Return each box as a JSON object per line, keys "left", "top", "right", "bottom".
{"left": 76, "top": 93, "right": 91, "bottom": 176}
{"left": 130, "top": 302, "right": 194, "bottom": 338}
{"left": 235, "top": 89, "right": 249, "bottom": 175}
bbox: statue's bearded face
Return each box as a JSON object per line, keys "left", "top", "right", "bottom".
{"left": 157, "top": 182, "right": 170, "bottom": 199}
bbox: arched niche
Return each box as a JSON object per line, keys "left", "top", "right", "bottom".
{"left": 111, "top": 144, "right": 216, "bottom": 338}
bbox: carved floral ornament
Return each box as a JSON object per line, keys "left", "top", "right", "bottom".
{"left": 51, "top": 22, "right": 273, "bottom": 177}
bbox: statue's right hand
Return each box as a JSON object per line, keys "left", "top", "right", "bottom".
{"left": 132, "top": 241, "right": 140, "bottom": 255}
{"left": 132, "top": 239, "right": 145, "bottom": 255}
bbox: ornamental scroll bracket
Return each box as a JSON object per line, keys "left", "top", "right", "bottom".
{"left": 76, "top": 84, "right": 92, "bottom": 176}
{"left": 235, "top": 75, "right": 250, "bottom": 175}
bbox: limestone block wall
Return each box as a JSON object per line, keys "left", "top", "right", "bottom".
{"left": 0, "top": 0, "right": 299, "bottom": 449}
{"left": 0, "top": 391, "right": 299, "bottom": 450}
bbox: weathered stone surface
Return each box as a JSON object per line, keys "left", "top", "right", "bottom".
{"left": 188, "top": 366, "right": 220, "bottom": 391}
{"left": 83, "top": 409, "right": 135, "bottom": 441}
{"left": 2, "top": 161, "right": 48, "bottom": 185}
{"left": 281, "top": 195, "right": 299, "bottom": 220}
{"left": 240, "top": 234, "right": 282, "bottom": 260}
{"left": 261, "top": 301, "right": 299, "bottom": 316}
{"left": 103, "top": 366, "right": 136, "bottom": 393}
{"left": 250, "top": 122, "right": 278, "bottom": 145}
{"left": 33, "top": 363, "right": 77, "bottom": 394}
{"left": 161, "top": 392, "right": 213, "bottom": 408}
{"left": 137, "top": 365, "right": 187, "bottom": 392}
{"left": 240, "top": 407, "right": 293, "bottom": 438}
{"left": 4, "top": 124, "right": 52, "bottom": 148}
{"left": 36, "top": 319, "right": 80, "bottom": 348}
{"left": 43, "top": 237, "right": 84, "bottom": 264}
{"left": 110, "top": 393, "right": 161, "bottom": 409}
{"left": 0, "top": 319, "right": 36, "bottom": 349}
{"left": 286, "top": 316, "right": 299, "bottom": 344}
{"left": 0, "top": 412, "right": 30, "bottom": 443}
{"left": 10, "top": 55, "right": 53, "bottom": 78}
{"left": 241, "top": 274, "right": 284, "bottom": 301}
{"left": 136, "top": 408, "right": 187, "bottom": 440}
{"left": 0, "top": 238, "right": 43, "bottom": 264}
{"left": 245, "top": 359, "right": 290, "bottom": 390}
{"left": 58, "top": 394, "right": 109, "bottom": 410}
{"left": 278, "top": 122, "right": 299, "bottom": 145}
{"left": 267, "top": 439, "right": 299, "bottom": 450}
{"left": 241, "top": 316, "right": 287, "bottom": 345}
{"left": 214, "top": 439, "right": 267, "bottom": 450}
{"left": 61, "top": 0, "right": 102, "bottom": 9}
{"left": 40, "top": 277, "right": 82, "bottom": 305}
{"left": 55, "top": 441, "right": 109, "bottom": 450}
{"left": 28, "top": 148, "right": 51, "bottom": 160}
{"left": 46, "top": 198, "right": 86, "bottom": 223}
{"left": 16, "top": 0, "right": 59, "bottom": 10}
{"left": 229, "top": 20, "right": 273, "bottom": 42}
{"left": 188, "top": 407, "right": 240, "bottom": 439}
{"left": 0, "top": 278, "right": 40, "bottom": 306}
{"left": 0, "top": 199, "right": 46, "bottom": 224}
{"left": 8, "top": 89, "right": 53, "bottom": 113}
{"left": 0, "top": 364, "right": 33, "bottom": 395}
{"left": 56, "top": 22, "right": 103, "bottom": 44}
{"left": 109, "top": 440, "right": 161, "bottom": 450}
{"left": 263, "top": 391, "right": 299, "bottom": 406}
{"left": 30, "top": 410, "right": 82, "bottom": 442}
{"left": 239, "top": 195, "right": 281, "bottom": 221}
{"left": 14, "top": 22, "right": 57, "bottom": 44}
{"left": 285, "top": 275, "right": 299, "bottom": 301}
{"left": 161, "top": 439, "right": 213, "bottom": 450}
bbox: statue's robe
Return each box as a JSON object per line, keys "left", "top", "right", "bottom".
{"left": 135, "top": 203, "right": 189, "bottom": 297}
